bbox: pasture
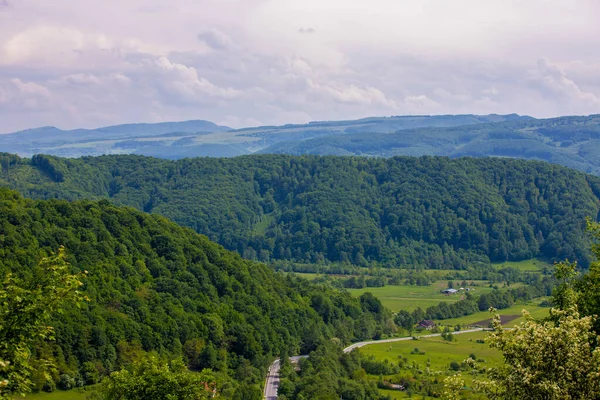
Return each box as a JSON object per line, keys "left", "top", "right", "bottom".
{"left": 492, "top": 258, "right": 551, "bottom": 272}
{"left": 360, "top": 331, "right": 503, "bottom": 399}
{"left": 436, "top": 302, "right": 550, "bottom": 328}
{"left": 21, "top": 388, "right": 93, "bottom": 400}
{"left": 346, "top": 280, "right": 523, "bottom": 312}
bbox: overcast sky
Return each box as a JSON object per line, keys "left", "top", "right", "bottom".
{"left": 1, "top": 0, "right": 599, "bottom": 132}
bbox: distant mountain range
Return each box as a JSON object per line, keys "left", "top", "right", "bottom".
{"left": 0, "top": 114, "right": 528, "bottom": 159}
{"left": 4, "top": 113, "right": 600, "bottom": 175}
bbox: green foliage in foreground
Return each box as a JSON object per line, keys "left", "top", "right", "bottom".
{"left": 1, "top": 153, "right": 599, "bottom": 268}
{"left": 91, "top": 357, "right": 223, "bottom": 400}
{"left": 0, "top": 188, "right": 392, "bottom": 396}
{"left": 479, "top": 307, "right": 600, "bottom": 399}
{"left": 0, "top": 248, "right": 85, "bottom": 398}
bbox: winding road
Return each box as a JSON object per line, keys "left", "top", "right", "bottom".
{"left": 263, "top": 328, "right": 485, "bottom": 399}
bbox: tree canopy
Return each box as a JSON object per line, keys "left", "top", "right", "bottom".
{"left": 1, "top": 154, "right": 599, "bottom": 268}
{"left": 0, "top": 187, "right": 392, "bottom": 395}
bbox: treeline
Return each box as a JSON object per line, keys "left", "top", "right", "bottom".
{"left": 0, "top": 188, "right": 393, "bottom": 395}
{"left": 313, "top": 263, "right": 552, "bottom": 289}
{"left": 1, "top": 153, "right": 599, "bottom": 268}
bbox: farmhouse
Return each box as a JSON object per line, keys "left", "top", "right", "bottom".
{"left": 417, "top": 320, "right": 436, "bottom": 330}
{"left": 442, "top": 288, "right": 458, "bottom": 295}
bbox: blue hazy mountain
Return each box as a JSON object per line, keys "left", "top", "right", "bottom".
{"left": 0, "top": 114, "right": 530, "bottom": 159}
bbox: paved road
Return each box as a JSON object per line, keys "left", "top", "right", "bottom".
{"left": 263, "top": 328, "right": 485, "bottom": 399}
{"left": 264, "top": 356, "right": 305, "bottom": 400}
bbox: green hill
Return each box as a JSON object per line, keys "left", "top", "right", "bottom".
{"left": 0, "top": 188, "right": 390, "bottom": 394}
{"left": 2, "top": 153, "right": 599, "bottom": 268}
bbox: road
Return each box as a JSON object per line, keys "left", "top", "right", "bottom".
{"left": 263, "top": 328, "right": 485, "bottom": 399}
{"left": 264, "top": 356, "right": 306, "bottom": 400}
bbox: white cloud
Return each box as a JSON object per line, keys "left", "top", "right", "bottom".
{"left": 525, "top": 58, "right": 600, "bottom": 114}
{"left": 152, "top": 56, "right": 242, "bottom": 103}
{"left": 307, "top": 79, "right": 397, "bottom": 108}
{"left": 197, "top": 30, "right": 235, "bottom": 51}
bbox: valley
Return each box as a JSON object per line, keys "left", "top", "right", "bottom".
{"left": 0, "top": 152, "right": 594, "bottom": 399}
{"left": 2, "top": 1, "right": 599, "bottom": 398}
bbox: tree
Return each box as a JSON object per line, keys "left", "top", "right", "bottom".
{"left": 0, "top": 247, "right": 86, "bottom": 398}
{"left": 441, "top": 327, "right": 455, "bottom": 342}
{"left": 480, "top": 307, "right": 600, "bottom": 399}
{"left": 394, "top": 310, "right": 414, "bottom": 334}
{"left": 441, "top": 374, "right": 464, "bottom": 400}
{"left": 94, "top": 357, "right": 219, "bottom": 400}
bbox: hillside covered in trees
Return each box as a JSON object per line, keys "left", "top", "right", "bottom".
{"left": 0, "top": 188, "right": 391, "bottom": 395}
{"left": 1, "top": 154, "right": 599, "bottom": 269}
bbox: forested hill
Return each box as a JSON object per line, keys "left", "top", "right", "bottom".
{"left": 1, "top": 153, "right": 600, "bottom": 268}
{"left": 0, "top": 188, "right": 390, "bottom": 395}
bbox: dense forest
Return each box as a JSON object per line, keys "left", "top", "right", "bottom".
{"left": 0, "top": 188, "right": 392, "bottom": 395}
{"left": 1, "top": 153, "right": 599, "bottom": 269}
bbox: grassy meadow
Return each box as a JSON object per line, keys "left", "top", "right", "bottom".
{"left": 436, "top": 302, "right": 550, "bottom": 328}
{"left": 360, "top": 331, "right": 503, "bottom": 399}
{"left": 346, "top": 280, "right": 525, "bottom": 312}
{"left": 21, "top": 388, "right": 94, "bottom": 400}
{"left": 492, "top": 258, "right": 551, "bottom": 272}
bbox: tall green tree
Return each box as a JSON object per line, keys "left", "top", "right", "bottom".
{"left": 0, "top": 247, "right": 86, "bottom": 398}
{"left": 94, "top": 357, "right": 219, "bottom": 400}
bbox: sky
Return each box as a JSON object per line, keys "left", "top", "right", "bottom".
{"left": 0, "top": 0, "right": 599, "bottom": 132}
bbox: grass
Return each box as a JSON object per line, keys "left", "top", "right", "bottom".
{"left": 360, "top": 331, "right": 503, "bottom": 399}
{"left": 346, "top": 280, "right": 525, "bottom": 312}
{"left": 492, "top": 258, "right": 551, "bottom": 272}
{"left": 437, "top": 302, "right": 550, "bottom": 328}
{"left": 364, "top": 331, "right": 501, "bottom": 371}
{"left": 21, "top": 387, "right": 95, "bottom": 400}
{"left": 292, "top": 272, "right": 321, "bottom": 280}
{"left": 253, "top": 213, "right": 275, "bottom": 235}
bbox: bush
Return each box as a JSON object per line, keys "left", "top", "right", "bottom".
{"left": 42, "top": 378, "right": 56, "bottom": 393}
{"left": 58, "top": 374, "right": 76, "bottom": 390}
{"left": 449, "top": 361, "right": 460, "bottom": 371}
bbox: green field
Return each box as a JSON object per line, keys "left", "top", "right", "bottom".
{"left": 21, "top": 388, "right": 94, "bottom": 400}
{"left": 436, "top": 302, "right": 550, "bottom": 328}
{"left": 492, "top": 258, "right": 551, "bottom": 272}
{"left": 363, "top": 331, "right": 501, "bottom": 371}
{"left": 347, "top": 281, "right": 523, "bottom": 312}
{"left": 290, "top": 272, "right": 322, "bottom": 280}
{"left": 360, "top": 331, "right": 503, "bottom": 399}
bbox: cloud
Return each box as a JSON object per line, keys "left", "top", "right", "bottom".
{"left": 0, "top": 79, "right": 52, "bottom": 112}
{"left": 197, "top": 29, "right": 235, "bottom": 50}
{"left": 298, "top": 27, "right": 316, "bottom": 34}
{"left": 152, "top": 56, "right": 242, "bottom": 103}
{"left": 51, "top": 73, "right": 132, "bottom": 87}
{"left": 307, "top": 79, "right": 397, "bottom": 108}
{"left": 525, "top": 58, "right": 600, "bottom": 113}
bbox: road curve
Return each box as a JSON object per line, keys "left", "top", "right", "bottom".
{"left": 263, "top": 328, "right": 485, "bottom": 399}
